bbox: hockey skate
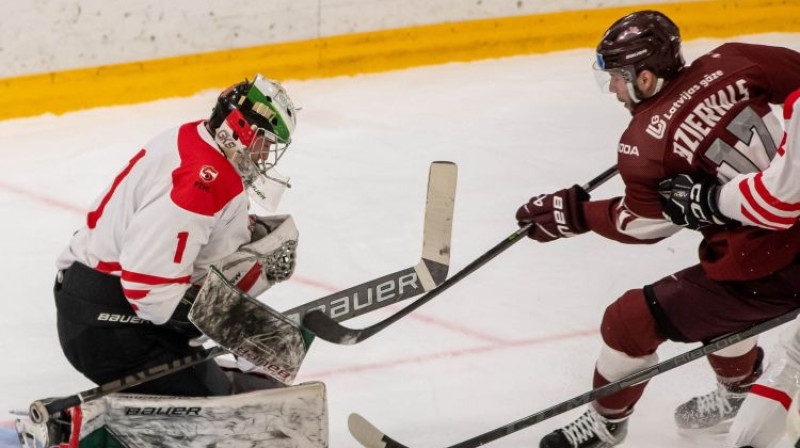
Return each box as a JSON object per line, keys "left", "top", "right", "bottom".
{"left": 673, "top": 382, "right": 750, "bottom": 433}
{"left": 674, "top": 350, "right": 764, "bottom": 434}
{"left": 540, "top": 407, "right": 628, "bottom": 448}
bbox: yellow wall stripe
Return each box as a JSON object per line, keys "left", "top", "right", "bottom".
{"left": 2, "top": 0, "right": 799, "bottom": 121}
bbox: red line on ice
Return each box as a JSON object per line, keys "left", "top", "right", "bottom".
{"left": 0, "top": 180, "right": 85, "bottom": 214}
{"left": 301, "top": 328, "right": 599, "bottom": 379}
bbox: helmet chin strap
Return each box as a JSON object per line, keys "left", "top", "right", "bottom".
{"left": 625, "top": 77, "right": 665, "bottom": 104}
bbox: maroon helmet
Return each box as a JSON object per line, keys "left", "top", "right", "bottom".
{"left": 595, "top": 10, "right": 684, "bottom": 80}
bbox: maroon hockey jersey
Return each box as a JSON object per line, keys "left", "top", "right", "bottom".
{"left": 583, "top": 43, "right": 800, "bottom": 281}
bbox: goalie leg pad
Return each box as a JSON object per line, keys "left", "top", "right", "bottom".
{"left": 71, "top": 382, "right": 328, "bottom": 448}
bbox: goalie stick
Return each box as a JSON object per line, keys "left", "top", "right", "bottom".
{"left": 29, "top": 161, "right": 457, "bottom": 424}
{"left": 302, "top": 164, "right": 619, "bottom": 345}
{"left": 347, "top": 307, "right": 800, "bottom": 448}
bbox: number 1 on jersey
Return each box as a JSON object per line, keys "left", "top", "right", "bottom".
{"left": 174, "top": 231, "right": 189, "bottom": 263}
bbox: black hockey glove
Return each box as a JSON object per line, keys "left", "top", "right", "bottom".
{"left": 658, "top": 174, "right": 730, "bottom": 230}
{"left": 165, "top": 285, "right": 203, "bottom": 337}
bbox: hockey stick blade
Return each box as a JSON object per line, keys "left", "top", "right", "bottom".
{"left": 303, "top": 165, "right": 619, "bottom": 345}
{"left": 347, "top": 307, "right": 800, "bottom": 448}
{"left": 349, "top": 413, "right": 409, "bottom": 448}
{"left": 283, "top": 161, "right": 456, "bottom": 325}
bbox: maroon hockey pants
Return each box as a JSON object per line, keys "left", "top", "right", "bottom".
{"left": 593, "top": 261, "right": 800, "bottom": 417}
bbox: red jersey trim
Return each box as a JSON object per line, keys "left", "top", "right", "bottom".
{"left": 753, "top": 172, "right": 800, "bottom": 212}
{"left": 95, "top": 261, "right": 122, "bottom": 273}
{"left": 778, "top": 132, "right": 787, "bottom": 157}
{"left": 237, "top": 262, "right": 263, "bottom": 292}
{"left": 122, "top": 288, "right": 150, "bottom": 300}
{"left": 750, "top": 384, "right": 792, "bottom": 410}
{"left": 738, "top": 178, "right": 798, "bottom": 229}
{"left": 783, "top": 88, "right": 800, "bottom": 120}
{"left": 121, "top": 270, "right": 191, "bottom": 285}
{"left": 740, "top": 205, "right": 784, "bottom": 230}
{"left": 170, "top": 122, "right": 243, "bottom": 217}
{"left": 87, "top": 149, "right": 146, "bottom": 229}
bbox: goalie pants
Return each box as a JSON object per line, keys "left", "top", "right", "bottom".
{"left": 54, "top": 262, "right": 233, "bottom": 396}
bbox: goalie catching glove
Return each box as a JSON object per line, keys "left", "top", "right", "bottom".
{"left": 214, "top": 214, "right": 299, "bottom": 298}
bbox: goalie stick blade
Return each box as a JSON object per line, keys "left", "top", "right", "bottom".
{"left": 416, "top": 161, "right": 456, "bottom": 289}
{"left": 349, "top": 414, "right": 410, "bottom": 448}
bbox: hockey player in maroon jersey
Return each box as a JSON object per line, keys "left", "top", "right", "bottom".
{"left": 660, "top": 89, "right": 800, "bottom": 447}
{"left": 54, "top": 74, "right": 299, "bottom": 398}
{"left": 514, "top": 10, "right": 800, "bottom": 448}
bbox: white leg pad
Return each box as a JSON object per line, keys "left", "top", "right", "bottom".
{"left": 73, "top": 382, "right": 329, "bottom": 448}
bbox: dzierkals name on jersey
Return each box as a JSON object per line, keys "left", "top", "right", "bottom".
{"left": 646, "top": 70, "right": 726, "bottom": 140}
{"left": 672, "top": 79, "right": 749, "bottom": 164}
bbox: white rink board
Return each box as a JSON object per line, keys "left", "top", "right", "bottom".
{"left": 0, "top": 0, "right": 698, "bottom": 77}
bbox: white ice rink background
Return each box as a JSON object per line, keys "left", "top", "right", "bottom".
{"left": 1, "top": 33, "right": 800, "bottom": 448}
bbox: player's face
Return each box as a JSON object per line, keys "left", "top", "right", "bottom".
{"left": 608, "top": 73, "right": 635, "bottom": 112}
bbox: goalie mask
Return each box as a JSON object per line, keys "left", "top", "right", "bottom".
{"left": 208, "top": 74, "right": 297, "bottom": 211}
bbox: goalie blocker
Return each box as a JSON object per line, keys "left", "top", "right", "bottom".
{"left": 189, "top": 266, "right": 311, "bottom": 385}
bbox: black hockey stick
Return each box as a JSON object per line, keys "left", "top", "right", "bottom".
{"left": 29, "top": 161, "right": 458, "bottom": 423}
{"left": 348, "top": 306, "right": 800, "bottom": 448}
{"left": 302, "top": 164, "right": 619, "bottom": 345}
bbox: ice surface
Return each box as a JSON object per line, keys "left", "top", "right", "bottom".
{"left": 2, "top": 33, "right": 800, "bottom": 447}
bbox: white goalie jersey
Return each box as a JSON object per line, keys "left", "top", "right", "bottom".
{"left": 57, "top": 121, "right": 251, "bottom": 324}
{"left": 717, "top": 89, "right": 800, "bottom": 229}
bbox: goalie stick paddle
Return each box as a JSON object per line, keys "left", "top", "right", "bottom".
{"left": 302, "top": 164, "right": 619, "bottom": 345}
{"left": 29, "top": 161, "right": 458, "bottom": 424}
{"left": 347, "top": 307, "right": 800, "bottom": 448}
